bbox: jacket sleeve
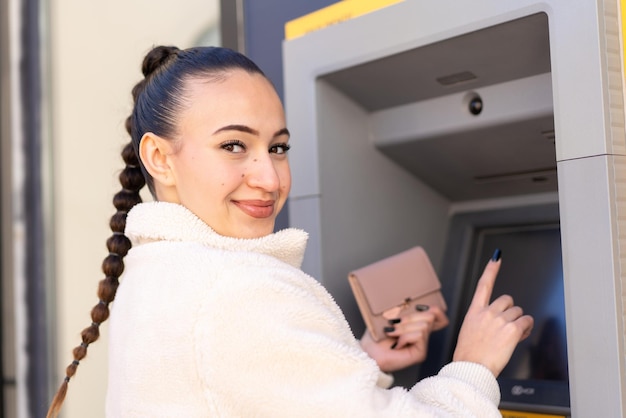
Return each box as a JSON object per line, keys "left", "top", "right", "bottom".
{"left": 193, "top": 255, "right": 502, "bottom": 418}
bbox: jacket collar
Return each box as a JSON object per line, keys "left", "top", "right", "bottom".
{"left": 125, "top": 202, "right": 308, "bottom": 269}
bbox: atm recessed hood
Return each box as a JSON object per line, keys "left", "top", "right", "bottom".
{"left": 318, "top": 13, "right": 554, "bottom": 201}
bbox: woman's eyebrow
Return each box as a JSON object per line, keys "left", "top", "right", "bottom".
{"left": 213, "top": 124, "right": 258, "bottom": 135}
{"left": 275, "top": 128, "right": 290, "bottom": 138}
{"left": 213, "top": 124, "right": 290, "bottom": 139}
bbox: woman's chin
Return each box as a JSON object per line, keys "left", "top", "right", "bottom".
{"left": 226, "top": 221, "right": 276, "bottom": 239}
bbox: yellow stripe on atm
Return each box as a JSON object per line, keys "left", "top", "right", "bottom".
{"left": 285, "top": 0, "right": 405, "bottom": 40}
{"left": 500, "top": 409, "right": 566, "bottom": 418}
{"left": 622, "top": 0, "right": 626, "bottom": 78}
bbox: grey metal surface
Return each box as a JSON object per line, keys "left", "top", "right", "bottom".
{"left": 321, "top": 13, "right": 550, "bottom": 111}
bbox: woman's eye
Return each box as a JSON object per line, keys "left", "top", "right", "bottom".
{"left": 270, "top": 143, "right": 291, "bottom": 155}
{"left": 221, "top": 140, "right": 246, "bottom": 153}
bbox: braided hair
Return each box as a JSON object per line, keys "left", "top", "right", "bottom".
{"left": 46, "top": 45, "right": 265, "bottom": 418}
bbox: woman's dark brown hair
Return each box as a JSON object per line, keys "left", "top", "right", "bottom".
{"left": 46, "top": 45, "right": 264, "bottom": 418}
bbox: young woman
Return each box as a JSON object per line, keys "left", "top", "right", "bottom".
{"left": 47, "top": 46, "right": 533, "bottom": 417}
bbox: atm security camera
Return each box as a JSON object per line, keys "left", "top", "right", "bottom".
{"left": 468, "top": 95, "right": 483, "bottom": 115}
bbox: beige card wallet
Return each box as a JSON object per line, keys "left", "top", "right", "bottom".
{"left": 348, "top": 246, "right": 447, "bottom": 342}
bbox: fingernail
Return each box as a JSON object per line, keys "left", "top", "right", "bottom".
{"left": 390, "top": 341, "right": 398, "bottom": 350}
{"left": 388, "top": 318, "right": 401, "bottom": 324}
{"left": 383, "top": 326, "right": 395, "bottom": 333}
{"left": 491, "top": 248, "right": 502, "bottom": 262}
{"left": 415, "top": 304, "right": 429, "bottom": 312}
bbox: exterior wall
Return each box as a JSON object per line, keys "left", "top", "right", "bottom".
{"left": 48, "top": 1, "right": 219, "bottom": 417}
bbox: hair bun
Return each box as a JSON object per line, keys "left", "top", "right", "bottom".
{"left": 141, "top": 45, "right": 180, "bottom": 77}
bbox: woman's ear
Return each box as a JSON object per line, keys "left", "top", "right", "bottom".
{"left": 139, "top": 132, "right": 176, "bottom": 187}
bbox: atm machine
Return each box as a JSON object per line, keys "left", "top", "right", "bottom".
{"left": 283, "top": 1, "right": 626, "bottom": 417}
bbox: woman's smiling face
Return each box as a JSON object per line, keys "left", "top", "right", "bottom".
{"left": 142, "top": 70, "right": 291, "bottom": 239}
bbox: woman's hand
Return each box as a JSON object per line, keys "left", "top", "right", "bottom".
{"left": 360, "top": 306, "right": 448, "bottom": 372}
{"left": 453, "top": 252, "right": 534, "bottom": 377}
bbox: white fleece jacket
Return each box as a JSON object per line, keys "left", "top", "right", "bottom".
{"left": 106, "top": 202, "right": 501, "bottom": 417}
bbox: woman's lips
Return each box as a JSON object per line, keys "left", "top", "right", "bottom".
{"left": 232, "top": 200, "right": 275, "bottom": 218}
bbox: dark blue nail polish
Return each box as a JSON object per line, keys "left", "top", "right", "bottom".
{"left": 491, "top": 248, "right": 502, "bottom": 262}
{"left": 390, "top": 341, "right": 398, "bottom": 350}
{"left": 388, "top": 318, "right": 401, "bottom": 324}
{"left": 383, "top": 326, "right": 395, "bottom": 333}
{"left": 415, "top": 304, "right": 429, "bottom": 312}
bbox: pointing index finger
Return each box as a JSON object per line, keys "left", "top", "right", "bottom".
{"left": 470, "top": 249, "right": 502, "bottom": 309}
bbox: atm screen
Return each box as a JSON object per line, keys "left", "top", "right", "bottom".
{"left": 470, "top": 223, "right": 570, "bottom": 412}
{"left": 418, "top": 204, "right": 570, "bottom": 414}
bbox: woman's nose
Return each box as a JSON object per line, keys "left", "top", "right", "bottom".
{"left": 246, "top": 154, "right": 280, "bottom": 191}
